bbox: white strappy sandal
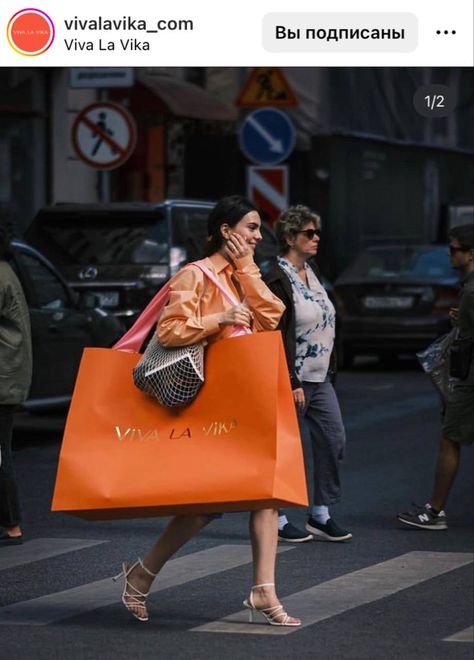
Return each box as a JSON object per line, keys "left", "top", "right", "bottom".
{"left": 243, "top": 582, "right": 301, "bottom": 627}
{"left": 113, "top": 558, "right": 157, "bottom": 622}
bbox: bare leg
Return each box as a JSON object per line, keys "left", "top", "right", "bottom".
{"left": 248, "top": 509, "right": 300, "bottom": 624}
{"left": 142, "top": 514, "right": 211, "bottom": 575}
{"left": 123, "top": 514, "right": 210, "bottom": 617}
{"left": 249, "top": 509, "right": 278, "bottom": 585}
{"left": 430, "top": 435, "right": 461, "bottom": 512}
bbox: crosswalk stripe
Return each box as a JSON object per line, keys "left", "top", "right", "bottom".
{"left": 0, "top": 544, "right": 293, "bottom": 625}
{"left": 0, "top": 538, "right": 107, "bottom": 571}
{"left": 444, "top": 625, "right": 474, "bottom": 643}
{"left": 193, "top": 551, "right": 473, "bottom": 635}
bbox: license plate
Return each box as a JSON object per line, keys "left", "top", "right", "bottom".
{"left": 96, "top": 292, "right": 119, "bottom": 308}
{"left": 363, "top": 295, "right": 414, "bottom": 309}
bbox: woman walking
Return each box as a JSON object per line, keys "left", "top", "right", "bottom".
{"left": 265, "top": 205, "right": 352, "bottom": 543}
{"left": 115, "top": 196, "right": 301, "bottom": 626}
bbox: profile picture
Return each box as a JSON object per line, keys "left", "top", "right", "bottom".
{"left": 7, "top": 8, "right": 55, "bottom": 56}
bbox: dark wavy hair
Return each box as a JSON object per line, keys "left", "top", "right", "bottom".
{"left": 449, "top": 223, "right": 474, "bottom": 250}
{"left": 205, "top": 195, "right": 257, "bottom": 256}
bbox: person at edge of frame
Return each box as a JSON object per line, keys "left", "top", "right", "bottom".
{"left": 0, "top": 224, "right": 33, "bottom": 546}
{"left": 264, "top": 205, "right": 352, "bottom": 544}
{"left": 398, "top": 223, "right": 474, "bottom": 530}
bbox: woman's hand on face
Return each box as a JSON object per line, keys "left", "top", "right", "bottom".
{"left": 218, "top": 303, "right": 252, "bottom": 328}
{"left": 293, "top": 387, "right": 305, "bottom": 410}
{"left": 224, "top": 232, "right": 252, "bottom": 261}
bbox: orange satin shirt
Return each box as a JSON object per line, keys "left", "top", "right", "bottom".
{"left": 157, "top": 253, "right": 285, "bottom": 347}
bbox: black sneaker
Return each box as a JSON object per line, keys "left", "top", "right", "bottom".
{"left": 278, "top": 522, "right": 313, "bottom": 543}
{"left": 306, "top": 517, "right": 352, "bottom": 542}
{"left": 397, "top": 503, "right": 448, "bottom": 530}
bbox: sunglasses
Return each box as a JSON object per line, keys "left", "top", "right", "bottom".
{"left": 297, "top": 229, "right": 321, "bottom": 240}
{"left": 448, "top": 244, "right": 471, "bottom": 254}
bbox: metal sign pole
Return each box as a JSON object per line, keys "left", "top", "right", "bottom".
{"left": 97, "top": 89, "right": 110, "bottom": 203}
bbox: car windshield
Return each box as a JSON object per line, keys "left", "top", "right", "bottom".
{"left": 170, "top": 206, "right": 212, "bottom": 261}
{"left": 168, "top": 207, "right": 277, "bottom": 267}
{"left": 346, "top": 247, "right": 454, "bottom": 279}
{"left": 30, "top": 212, "right": 169, "bottom": 266}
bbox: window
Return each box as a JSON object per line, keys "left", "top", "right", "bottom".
{"left": 16, "top": 251, "right": 70, "bottom": 309}
{"left": 348, "top": 247, "right": 453, "bottom": 279}
{"left": 33, "top": 211, "right": 170, "bottom": 265}
{"left": 171, "top": 206, "right": 211, "bottom": 261}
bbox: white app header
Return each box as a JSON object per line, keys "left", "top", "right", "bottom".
{"left": 1, "top": 0, "right": 473, "bottom": 66}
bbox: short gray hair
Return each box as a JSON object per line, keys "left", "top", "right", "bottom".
{"left": 274, "top": 205, "right": 321, "bottom": 255}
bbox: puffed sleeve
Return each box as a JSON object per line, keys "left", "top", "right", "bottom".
{"left": 233, "top": 255, "right": 285, "bottom": 331}
{"left": 156, "top": 267, "right": 222, "bottom": 347}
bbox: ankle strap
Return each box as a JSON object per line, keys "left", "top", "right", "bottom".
{"left": 251, "top": 583, "right": 275, "bottom": 589}
{"left": 139, "top": 558, "right": 157, "bottom": 578}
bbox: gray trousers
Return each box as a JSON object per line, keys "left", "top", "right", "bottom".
{"left": 299, "top": 379, "right": 346, "bottom": 506}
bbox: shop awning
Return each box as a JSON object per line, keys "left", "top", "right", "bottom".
{"left": 136, "top": 70, "right": 237, "bottom": 121}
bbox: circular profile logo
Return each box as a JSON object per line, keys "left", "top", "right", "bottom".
{"left": 7, "top": 8, "right": 55, "bottom": 56}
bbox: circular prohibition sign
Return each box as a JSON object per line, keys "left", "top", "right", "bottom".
{"left": 71, "top": 102, "right": 137, "bottom": 170}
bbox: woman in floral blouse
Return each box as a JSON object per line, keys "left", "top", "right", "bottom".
{"left": 265, "top": 205, "right": 352, "bottom": 544}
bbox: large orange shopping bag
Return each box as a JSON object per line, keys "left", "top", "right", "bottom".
{"left": 51, "top": 306, "right": 308, "bottom": 519}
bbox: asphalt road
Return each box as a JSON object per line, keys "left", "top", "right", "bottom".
{"left": 2, "top": 358, "right": 473, "bottom": 660}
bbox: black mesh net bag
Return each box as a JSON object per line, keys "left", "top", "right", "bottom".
{"left": 133, "top": 336, "right": 204, "bottom": 407}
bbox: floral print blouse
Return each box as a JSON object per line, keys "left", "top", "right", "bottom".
{"left": 278, "top": 257, "right": 336, "bottom": 383}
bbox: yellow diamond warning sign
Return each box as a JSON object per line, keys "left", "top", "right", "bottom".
{"left": 236, "top": 68, "right": 298, "bottom": 108}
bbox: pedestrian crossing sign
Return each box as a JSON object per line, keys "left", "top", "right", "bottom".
{"left": 236, "top": 68, "right": 298, "bottom": 107}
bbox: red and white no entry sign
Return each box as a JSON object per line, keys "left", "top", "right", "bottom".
{"left": 71, "top": 102, "right": 137, "bottom": 170}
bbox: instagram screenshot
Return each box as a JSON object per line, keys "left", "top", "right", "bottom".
{"left": 0, "top": 1, "right": 473, "bottom": 657}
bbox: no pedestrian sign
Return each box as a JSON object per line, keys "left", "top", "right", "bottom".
{"left": 71, "top": 102, "right": 137, "bottom": 170}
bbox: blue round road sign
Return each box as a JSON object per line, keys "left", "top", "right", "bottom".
{"left": 239, "top": 108, "right": 295, "bottom": 166}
